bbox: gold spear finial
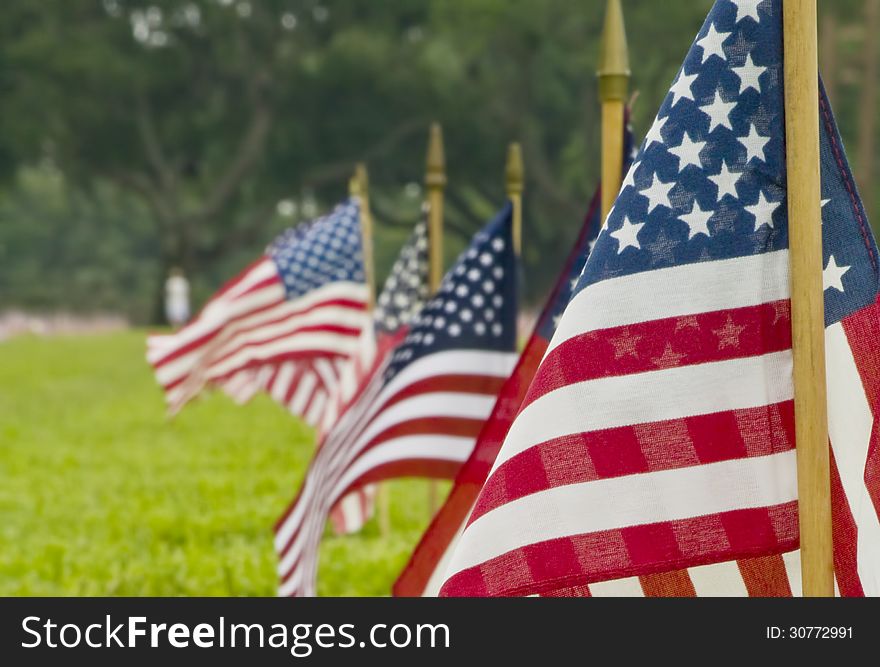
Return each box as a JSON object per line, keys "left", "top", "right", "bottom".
{"left": 505, "top": 142, "right": 524, "bottom": 257}
{"left": 425, "top": 122, "right": 446, "bottom": 189}
{"left": 597, "top": 0, "right": 631, "bottom": 102}
{"left": 504, "top": 142, "right": 524, "bottom": 196}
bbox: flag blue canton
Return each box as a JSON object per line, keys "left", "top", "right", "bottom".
{"left": 580, "top": 0, "right": 878, "bottom": 327}
{"left": 384, "top": 203, "right": 517, "bottom": 382}
{"left": 374, "top": 219, "right": 430, "bottom": 335}
{"left": 267, "top": 198, "right": 365, "bottom": 299}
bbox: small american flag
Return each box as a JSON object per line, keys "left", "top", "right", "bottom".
{"left": 324, "top": 219, "right": 431, "bottom": 535}
{"left": 274, "top": 205, "right": 520, "bottom": 596}
{"left": 210, "top": 218, "right": 429, "bottom": 539}
{"left": 394, "top": 125, "right": 636, "bottom": 597}
{"left": 441, "top": 0, "right": 880, "bottom": 597}
{"left": 147, "top": 199, "right": 369, "bottom": 422}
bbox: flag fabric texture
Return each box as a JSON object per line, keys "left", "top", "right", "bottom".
{"left": 441, "top": 0, "right": 880, "bottom": 597}
{"left": 275, "top": 206, "right": 520, "bottom": 596}
{"left": 394, "top": 126, "right": 636, "bottom": 597}
{"left": 147, "top": 199, "right": 370, "bottom": 420}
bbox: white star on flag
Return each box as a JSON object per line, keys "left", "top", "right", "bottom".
{"left": 696, "top": 23, "right": 730, "bottom": 62}
{"left": 679, "top": 199, "right": 714, "bottom": 239}
{"left": 670, "top": 69, "right": 698, "bottom": 106}
{"left": 738, "top": 124, "right": 770, "bottom": 162}
{"left": 644, "top": 115, "right": 668, "bottom": 149}
{"left": 610, "top": 216, "right": 645, "bottom": 253}
{"left": 745, "top": 191, "right": 780, "bottom": 230}
{"left": 732, "top": 0, "right": 765, "bottom": 24}
{"left": 701, "top": 89, "right": 736, "bottom": 132}
{"left": 668, "top": 132, "right": 706, "bottom": 172}
{"left": 823, "top": 255, "right": 850, "bottom": 293}
{"left": 640, "top": 173, "right": 675, "bottom": 213}
{"left": 731, "top": 53, "right": 766, "bottom": 94}
{"left": 708, "top": 161, "right": 742, "bottom": 200}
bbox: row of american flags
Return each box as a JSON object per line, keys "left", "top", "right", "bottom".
{"left": 147, "top": 0, "right": 880, "bottom": 597}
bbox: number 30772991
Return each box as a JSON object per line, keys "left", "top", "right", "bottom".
{"left": 766, "top": 627, "right": 853, "bottom": 639}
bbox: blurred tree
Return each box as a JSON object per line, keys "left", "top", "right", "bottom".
{"left": 0, "top": 166, "right": 159, "bottom": 321}
{"left": 0, "top": 0, "right": 876, "bottom": 319}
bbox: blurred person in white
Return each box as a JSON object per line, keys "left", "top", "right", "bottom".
{"left": 164, "top": 268, "right": 190, "bottom": 328}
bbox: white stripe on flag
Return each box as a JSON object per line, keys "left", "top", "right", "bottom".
{"left": 290, "top": 371, "right": 318, "bottom": 416}
{"left": 277, "top": 434, "right": 477, "bottom": 579}
{"left": 147, "top": 275, "right": 283, "bottom": 364}
{"left": 444, "top": 449, "right": 799, "bottom": 580}
{"left": 423, "top": 520, "right": 469, "bottom": 597}
{"left": 271, "top": 362, "right": 296, "bottom": 403}
{"left": 149, "top": 279, "right": 366, "bottom": 372}
{"left": 826, "top": 322, "right": 880, "bottom": 596}
{"left": 206, "top": 332, "right": 360, "bottom": 380}
{"left": 305, "top": 390, "right": 328, "bottom": 426}
{"left": 688, "top": 561, "right": 749, "bottom": 596}
{"left": 547, "top": 250, "right": 790, "bottom": 358}
{"left": 329, "top": 436, "right": 474, "bottom": 510}
{"left": 589, "top": 577, "right": 644, "bottom": 597}
{"left": 782, "top": 550, "right": 802, "bottom": 597}
{"left": 493, "top": 350, "right": 794, "bottom": 471}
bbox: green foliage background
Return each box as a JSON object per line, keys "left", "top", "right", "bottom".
{"left": 0, "top": 332, "right": 438, "bottom": 595}
{"left": 0, "top": 0, "right": 875, "bottom": 321}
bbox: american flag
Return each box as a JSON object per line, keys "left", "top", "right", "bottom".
{"left": 315, "top": 219, "right": 431, "bottom": 439}
{"left": 440, "top": 0, "right": 880, "bottom": 597}
{"left": 323, "top": 219, "right": 431, "bottom": 535}
{"left": 274, "top": 205, "right": 520, "bottom": 596}
{"left": 394, "top": 128, "right": 636, "bottom": 597}
{"left": 147, "top": 199, "right": 370, "bottom": 421}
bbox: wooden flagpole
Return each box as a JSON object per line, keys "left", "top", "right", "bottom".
{"left": 351, "top": 164, "right": 391, "bottom": 538}
{"left": 597, "top": 0, "right": 630, "bottom": 223}
{"left": 505, "top": 142, "right": 524, "bottom": 258}
{"left": 783, "top": 0, "right": 834, "bottom": 597}
{"left": 425, "top": 122, "right": 446, "bottom": 516}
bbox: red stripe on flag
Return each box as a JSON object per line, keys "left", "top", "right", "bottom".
{"left": 469, "top": 402, "right": 795, "bottom": 523}
{"left": 350, "top": 458, "right": 464, "bottom": 487}
{"left": 265, "top": 366, "right": 281, "bottom": 393}
{"left": 736, "top": 554, "right": 792, "bottom": 597}
{"left": 377, "top": 374, "right": 509, "bottom": 414}
{"left": 522, "top": 301, "right": 791, "bottom": 411}
{"left": 154, "top": 294, "right": 363, "bottom": 373}
{"left": 181, "top": 348, "right": 350, "bottom": 390}
{"left": 639, "top": 570, "right": 697, "bottom": 597}
{"left": 441, "top": 502, "right": 799, "bottom": 598}
{"left": 167, "top": 322, "right": 362, "bottom": 386}
{"left": 151, "top": 277, "right": 285, "bottom": 367}
{"left": 541, "top": 583, "right": 594, "bottom": 597}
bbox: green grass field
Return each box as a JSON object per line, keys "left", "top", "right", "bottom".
{"left": 0, "top": 331, "right": 442, "bottom": 596}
